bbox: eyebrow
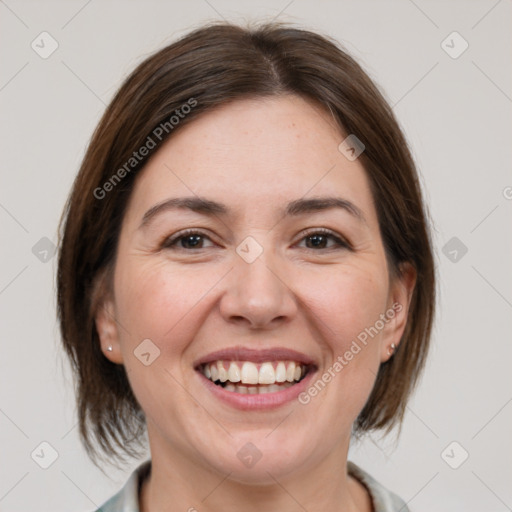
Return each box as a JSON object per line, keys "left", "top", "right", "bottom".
{"left": 139, "top": 195, "right": 366, "bottom": 229}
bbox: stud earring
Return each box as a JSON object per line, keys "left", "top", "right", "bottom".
{"left": 106, "top": 345, "right": 113, "bottom": 352}
{"left": 388, "top": 343, "right": 396, "bottom": 356}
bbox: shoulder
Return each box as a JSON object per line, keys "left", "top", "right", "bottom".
{"left": 347, "top": 461, "right": 409, "bottom": 512}
{"left": 95, "top": 460, "right": 151, "bottom": 512}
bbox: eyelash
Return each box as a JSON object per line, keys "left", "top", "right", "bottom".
{"left": 161, "top": 228, "right": 351, "bottom": 251}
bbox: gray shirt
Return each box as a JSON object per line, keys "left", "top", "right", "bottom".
{"left": 96, "top": 460, "right": 409, "bottom": 512}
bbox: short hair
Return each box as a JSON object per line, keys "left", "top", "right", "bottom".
{"left": 57, "top": 21, "right": 436, "bottom": 465}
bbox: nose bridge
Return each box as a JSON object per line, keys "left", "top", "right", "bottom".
{"left": 220, "top": 241, "right": 296, "bottom": 328}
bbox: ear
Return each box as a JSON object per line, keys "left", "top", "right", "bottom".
{"left": 92, "top": 269, "right": 124, "bottom": 365}
{"left": 380, "top": 262, "right": 416, "bottom": 363}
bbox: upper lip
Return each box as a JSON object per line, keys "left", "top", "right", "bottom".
{"left": 193, "top": 346, "right": 317, "bottom": 369}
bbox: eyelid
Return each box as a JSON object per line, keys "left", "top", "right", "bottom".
{"left": 161, "top": 228, "right": 218, "bottom": 249}
{"left": 295, "top": 227, "right": 352, "bottom": 249}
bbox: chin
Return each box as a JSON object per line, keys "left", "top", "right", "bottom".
{"left": 197, "top": 432, "right": 320, "bottom": 485}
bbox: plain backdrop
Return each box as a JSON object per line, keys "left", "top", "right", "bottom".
{"left": 1, "top": 1, "right": 511, "bottom": 511}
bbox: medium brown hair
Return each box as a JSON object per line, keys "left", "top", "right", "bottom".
{"left": 57, "top": 21, "right": 435, "bottom": 465}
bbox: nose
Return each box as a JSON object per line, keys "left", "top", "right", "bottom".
{"left": 219, "top": 250, "right": 297, "bottom": 330}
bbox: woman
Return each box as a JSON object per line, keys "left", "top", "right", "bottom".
{"left": 57, "top": 22, "right": 435, "bottom": 512}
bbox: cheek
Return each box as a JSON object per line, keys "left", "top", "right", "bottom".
{"left": 294, "top": 267, "right": 388, "bottom": 427}
{"left": 297, "top": 264, "right": 388, "bottom": 347}
{"left": 111, "top": 259, "right": 227, "bottom": 419}
{"left": 113, "top": 258, "right": 225, "bottom": 353}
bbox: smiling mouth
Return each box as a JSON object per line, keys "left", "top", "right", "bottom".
{"left": 199, "top": 360, "right": 310, "bottom": 394}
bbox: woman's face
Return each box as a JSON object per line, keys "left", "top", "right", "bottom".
{"left": 98, "top": 95, "right": 414, "bottom": 482}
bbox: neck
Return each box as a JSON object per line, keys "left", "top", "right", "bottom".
{"left": 139, "top": 428, "right": 372, "bottom": 512}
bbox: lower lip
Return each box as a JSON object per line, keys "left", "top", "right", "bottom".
{"left": 197, "top": 370, "right": 316, "bottom": 410}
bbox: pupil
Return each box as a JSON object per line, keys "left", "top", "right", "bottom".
{"left": 183, "top": 235, "right": 202, "bottom": 248}
{"left": 308, "top": 235, "right": 326, "bottom": 248}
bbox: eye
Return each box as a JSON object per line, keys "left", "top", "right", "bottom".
{"left": 161, "top": 229, "right": 215, "bottom": 250}
{"left": 161, "top": 228, "right": 350, "bottom": 251}
{"left": 296, "top": 228, "right": 351, "bottom": 250}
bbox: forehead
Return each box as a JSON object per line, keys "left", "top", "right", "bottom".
{"left": 124, "top": 95, "right": 376, "bottom": 225}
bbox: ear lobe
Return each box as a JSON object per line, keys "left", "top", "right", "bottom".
{"left": 95, "top": 301, "right": 124, "bottom": 364}
{"left": 92, "top": 269, "right": 124, "bottom": 364}
{"left": 380, "top": 262, "right": 417, "bottom": 363}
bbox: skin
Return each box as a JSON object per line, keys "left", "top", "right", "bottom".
{"left": 96, "top": 95, "right": 415, "bottom": 512}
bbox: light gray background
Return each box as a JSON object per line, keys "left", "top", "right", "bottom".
{"left": 1, "top": 1, "right": 511, "bottom": 511}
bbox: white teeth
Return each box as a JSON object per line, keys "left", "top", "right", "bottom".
{"left": 237, "top": 385, "right": 248, "bottom": 394}
{"left": 225, "top": 383, "right": 236, "bottom": 392}
{"left": 275, "top": 362, "right": 286, "bottom": 382}
{"left": 217, "top": 361, "right": 228, "bottom": 382}
{"left": 241, "top": 362, "right": 259, "bottom": 384}
{"left": 258, "top": 362, "right": 275, "bottom": 384}
{"left": 203, "top": 360, "right": 307, "bottom": 387}
{"left": 227, "top": 361, "right": 241, "bottom": 383}
{"left": 210, "top": 363, "right": 219, "bottom": 382}
{"left": 286, "top": 361, "right": 296, "bottom": 382}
